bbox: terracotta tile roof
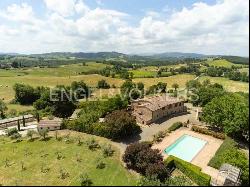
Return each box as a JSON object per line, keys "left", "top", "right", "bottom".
{"left": 134, "top": 95, "right": 182, "bottom": 111}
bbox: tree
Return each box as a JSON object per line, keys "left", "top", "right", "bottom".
{"left": 146, "top": 82, "right": 167, "bottom": 95}
{"left": 22, "top": 116, "right": 26, "bottom": 127}
{"left": 186, "top": 80, "right": 201, "bottom": 90}
{"left": 202, "top": 93, "right": 249, "bottom": 141}
{"left": 34, "top": 86, "right": 76, "bottom": 118}
{"left": 71, "top": 81, "right": 90, "bottom": 99}
{"left": 103, "top": 110, "right": 141, "bottom": 140}
{"left": 27, "top": 130, "right": 37, "bottom": 140}
{"left": 17, "top": 120, "right": 21, "bottom": 131}
{"left": 123, "top": 142, "right": 168, "bottom": 181}
{"left": 120, "top": 80, "right": 142, "bottom": 100}
{"left": 192, "top": 84, "right": 225, "bottom": 106}
{"left": 39, "top": 129, "right": 49, "bottom": 140}
{"left": 0, "top": 99, "right": 7, "bottom": 119}
{"left": 172, "top": 83, "right": 179, "bottom": 91}
{"left": 13, "top": 83, "right": 41, "bottom": 105}
{"left": 97, "top": 80, "right": 110, "bottom": 89}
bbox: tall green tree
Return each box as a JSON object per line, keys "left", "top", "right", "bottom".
{"left": 202, "top": 93, "right": 249, "bottom": 141}
{"left": 0, "top": 99, "right": 7, "bottom": 119}
{"left": 172, "top": 83, "right": 179, "bottom": 91}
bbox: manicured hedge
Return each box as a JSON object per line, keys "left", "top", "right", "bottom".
{"left": 168, "top": 122, "right": 183, "bottom": 132}
{"left": 191, "top": 125, "right": 225, "bottom": 139}
{"left": 164, "top": 156, "right": 211, "bottom": 186}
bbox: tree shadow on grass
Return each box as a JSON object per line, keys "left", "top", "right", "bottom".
{"left": 115, "top": 132, "right": 142, "bottom": 146}
{"left": 40, "top": 137, "right": 52, "bottom": 142}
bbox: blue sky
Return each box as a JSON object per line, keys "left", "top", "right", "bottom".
{"left": 0, "top": 0, "right": 249, "bottom": 56}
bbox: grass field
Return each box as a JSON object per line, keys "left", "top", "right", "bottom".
{"left": 200, "top": 76, "right": 249, "bottom": 93}
{"left": 133, "top": 74, "right": 195, "bottom": 88}
{"left": 6, "top": 104, "right": 34, "bottom": 114}
{"left": 129, "top": 70, "right": 156, "bottom": 78}
{"left": 0, "top": 130, "right": 137, "bottom": 186}
{"left": 0, "top": 62, "right": 109, "bottom": 77}
{"left": 0, "top": 74, "right": 124, "bottom": 102}
{"left": 207, "top": 59, "right": 245, "bottom": 68}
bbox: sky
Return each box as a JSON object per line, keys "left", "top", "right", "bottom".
{"left": 0, "top": 0, "right": 249, "bottom": 56}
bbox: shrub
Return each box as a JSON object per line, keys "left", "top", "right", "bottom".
{"left": 96, "top": 159, "right": 106, "bottom": 169}
{"left": 102, "top": 144, "right": 115, "bottom": 157}
{"left": 137, "top": 176, "right": 162, "bottom": 186}
{"left": 168, "top": 122, "right": 183, "bottom": 132}
{"left": 153, "top": 131, "right": 168, "bottom": 143}
{"left": 208, "top": 138, "right": 249, "bottom": 185}
{"left": 123, "top": 142, "right": 168, "bottom": 181}
{"left": 191, "top": 125, "right": 226, "bottom": 139}
{"left": 59, "top": 168, "right": 69, "bottom": 179}
{"left": 79, "top": 173, "right": 93, "bottom": 186}
{"left": 10, "top": 132, "right": 22, "bottom": 140}
{"left": 38, "top": 129, "right": 49, "bottom": 140}
{"left": 164, "top": 156, "right": 211, "bottom": 186}
{"left": 6, "top": 128, "right": 18, "bottom": 136}
{"left": 145, "top": 163, "right": 169, "bottom": 182}
{"left": 26, "top": 130, "right": 37, "bottom": 140}
{"left": 86, "top": 138, "right": 100, "bottom": 150}
{"left": 97, "top": 80, "right": 110, "bottom": 89}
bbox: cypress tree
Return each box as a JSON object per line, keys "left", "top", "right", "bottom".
{"left": 22, "top": 116, "right": 26, "bottom": 127}
{"left": 17, "top": 120, "right": 21, "bottom": 131}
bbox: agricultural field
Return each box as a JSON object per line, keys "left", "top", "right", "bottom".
{"left": 129, "top": 70, "right": 156, "bottom": 78}
{"left": 200, "top": 76, "right": 249, "bottom": 93}
{"left": 0, "top": 62, "right": 109, "bottom": 77}
{"left": 0, "top": 130, "right": 137, "bottom": 186}
{"left": 0, "top": 74, "right": 124, "bottom": 102}
{"left": 206, "top": 59, "right": 246, "bottom": 68}
{"left": 134, "top": 74, "right": 195, "bottom": 88}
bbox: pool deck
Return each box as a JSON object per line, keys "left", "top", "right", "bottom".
{"left": 152, "top": 128, "right": 223, "bottom": 180}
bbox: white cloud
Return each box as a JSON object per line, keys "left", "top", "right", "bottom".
{"left": 0, "top": 3, "right": 35, "bottom": 23}
{"left": 44, "top": 0, "right": 89, "bottom": 17}
{"left": 0, "top": 0, "right": 249, "bottom": 56}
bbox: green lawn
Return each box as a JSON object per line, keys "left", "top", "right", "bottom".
{"left": 0, "top": 131, "right": 137, "bottom": 186}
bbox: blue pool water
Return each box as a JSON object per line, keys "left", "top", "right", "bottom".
{"left": 164, "top": 134, "right": 207, "bottom": 162}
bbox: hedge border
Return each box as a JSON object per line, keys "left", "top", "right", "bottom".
{"left": 191, "top": 125, "right": 225, "bottom": 140}
{"left": 168, "top": 122, "right": 183, "bottom": 132}
{"left": 164, "top": 155, "right": 211, "bottom": 186}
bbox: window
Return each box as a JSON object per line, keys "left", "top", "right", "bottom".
{"left": 168, "top": 105, "right": 172, "bottom": 109}
{"left": 162, "top": 107, "right": 166, "bottom": 110}
{"left": 179, "top": 102, "right": 182, "bottom": 106}
{"left": 175, "top": 103, "right": 178, "bottom": 107}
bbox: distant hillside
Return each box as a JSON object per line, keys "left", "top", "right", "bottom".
{"left": 222, "top": 56, "right": 249, "bottom": 65}
{"left": 1, "top": 51, "right": 248, "bottom": 66}
{"left": 147, "top": 52, "right": 206, "bottom": 59}
{"left": 32, "top": 52, "right": 126, "bottom": 59}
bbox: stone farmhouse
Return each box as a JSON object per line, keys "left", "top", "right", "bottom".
{"left": 132, "top": 95, "right": 186, "bottom": 125}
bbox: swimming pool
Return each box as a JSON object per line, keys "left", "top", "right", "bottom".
{"left": 164, "top": 134, "right": 207, "bottom": 162}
